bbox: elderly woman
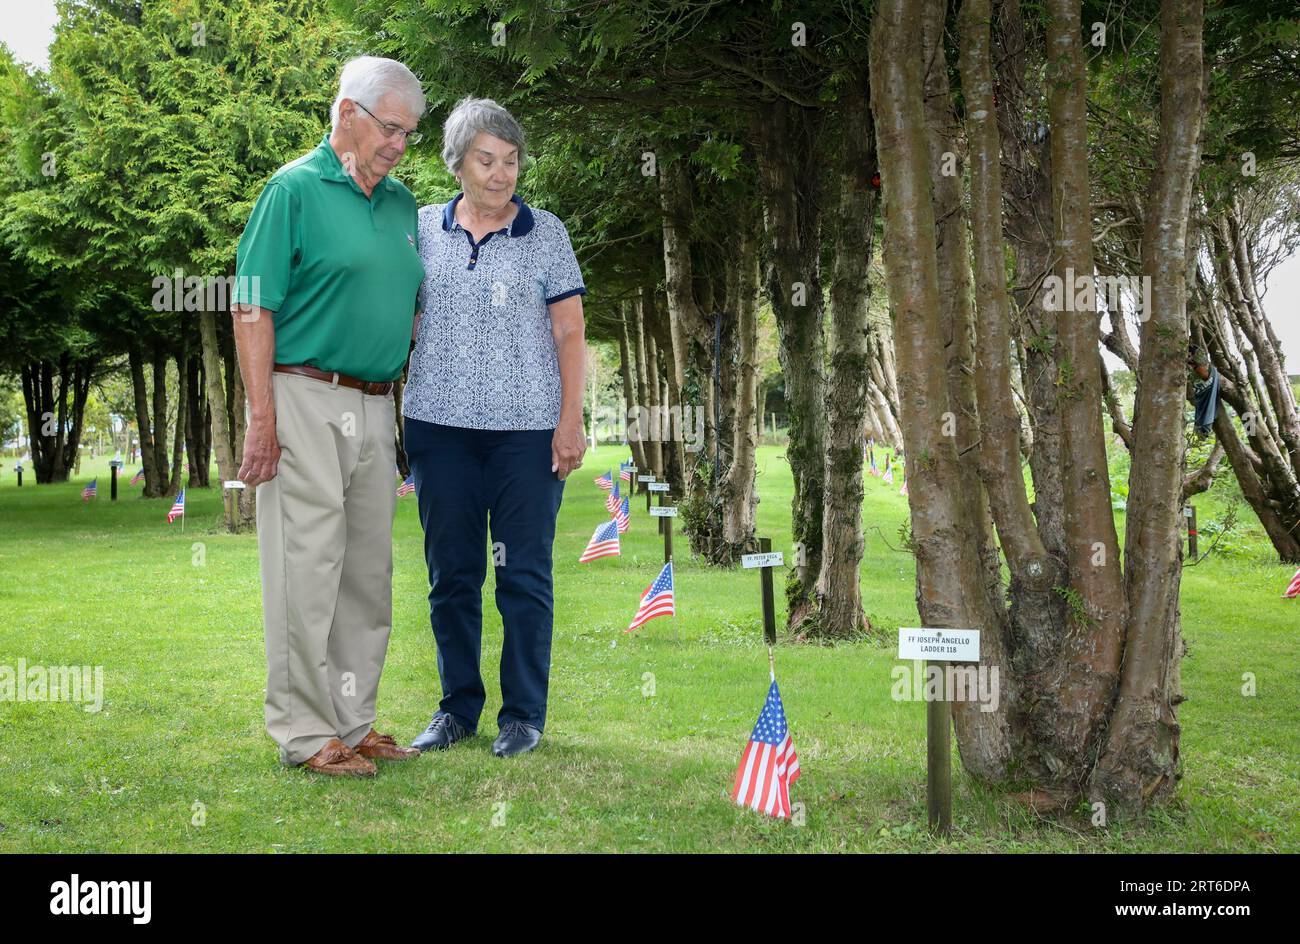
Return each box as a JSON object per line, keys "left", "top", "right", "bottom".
{"left": 405, "top": 97, "right": 587, "bottom": 758}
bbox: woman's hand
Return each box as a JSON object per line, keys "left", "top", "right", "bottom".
{"left": 551, "top": 418, "right": 587, "bottom": 480}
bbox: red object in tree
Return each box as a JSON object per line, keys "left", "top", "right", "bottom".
{"left": 870, "top": 171, "right": 881, "bottom": 190}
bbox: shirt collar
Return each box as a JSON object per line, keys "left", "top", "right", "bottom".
{"left": 315, "top": 134, "right": 395, "bottom": 193}
{"left": 442, "top": 192, "right": 535, "bottom": 237}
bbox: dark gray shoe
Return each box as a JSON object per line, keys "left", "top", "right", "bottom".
{"left": 492, "top": 721, "right": 541, "bottom": 758}
{"left": 411, "top": 712, "right": 471, "bottom": 752}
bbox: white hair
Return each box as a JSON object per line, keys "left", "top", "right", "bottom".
{"left": 330, "top": 56, "right": 425, "bottom": 129}
{"left": 442, "top": 96, "right": 526, "bottom": 175}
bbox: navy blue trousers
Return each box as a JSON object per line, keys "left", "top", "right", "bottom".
{"left": 405, "top": 417, "right": 566, "bottom": 733}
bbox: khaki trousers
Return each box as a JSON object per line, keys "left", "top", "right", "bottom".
{"left": 256, "top": 372, "right": 397, "bottom": 765}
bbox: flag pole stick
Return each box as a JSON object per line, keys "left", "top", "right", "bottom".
{"left": 767, "top": 644, "right": 775, "bottom": 683}
{"left": 671, "top": 557, "right": 680, "bottom": 645}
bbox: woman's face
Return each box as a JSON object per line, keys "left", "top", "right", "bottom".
{"left": 458, "top": 131, "right": 519, "bottom": 214}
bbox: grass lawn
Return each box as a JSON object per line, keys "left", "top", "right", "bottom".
{"left": 0, "top": 444, "right": 1295, "bottom": 852}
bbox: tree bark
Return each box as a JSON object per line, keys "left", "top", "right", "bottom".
{"left": 871, "top": 0, "right": 1012, "bottom": 781}
{"left": 617, "top": 300, "right": 648, "bottom": 472}
{"left": 1093, "top": 0, "right": 1204, "bottom": 808}
{"left": 721, "top": 220, "right": 760, "bottom": 558}
{"left": 751, "top": 96, "right": 828, "bottom": 629}
{"left": 200, "top": 308, "right": 250, "bottom": 530}
{"left": 813, "top": 75, "right": 875, "bottom": 639}
{"left": 1044, "top": 0, "right": 1127, "bottom": 772}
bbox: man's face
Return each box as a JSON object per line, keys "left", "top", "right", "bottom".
{"left": 343, "top": 93, "right": 420, "bottom": 181}
{"left": 458, "top": 131, "right": 519, "bottom": 213}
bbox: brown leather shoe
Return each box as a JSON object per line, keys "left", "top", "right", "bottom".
{"left": 354, "top": 729, "right": 421, "bottom": 761}
{"left": 299, "top": 737, "right": 377, "bottom": 777}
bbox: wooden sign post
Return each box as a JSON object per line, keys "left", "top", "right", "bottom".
{"left": 1184, "top": 504, "right": 1198, "bottom": 559}
{"left": 742, "top": 538, "right": 784, "bottom": 646}
{"left": 627, "top": 465, "right": 638, "bottom": 497}
{"left": 648, "top": 481, "right": 670, "bottom": 534}
{"left": 897, "top": 627, "right": 980, "bottom": 837}
{"left": 639, "top": 473, "right": 656, "bottom": 513}
{"left": 650, "top": 500, "right": 676, "bottom": 563}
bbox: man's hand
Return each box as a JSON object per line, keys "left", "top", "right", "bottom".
{"left": 551, "top": 418, "right": 587, "bottom": 480}
{"left": 239, "top": 416, "right": 281, "bottom": 487}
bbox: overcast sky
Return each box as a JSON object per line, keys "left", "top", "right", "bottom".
{"left": 3, "top": 1, "right": 1298, "bottom": 370}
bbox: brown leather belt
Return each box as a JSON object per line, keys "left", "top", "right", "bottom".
{"left": 274, "top": 364, "right": 397, "bottom": 396}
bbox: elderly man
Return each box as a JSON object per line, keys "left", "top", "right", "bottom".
{"left": 231, "top": 56, "right": 426, "bottom": 776}
{"left": 405, "top": 97, "right": 587, "bottom": 758}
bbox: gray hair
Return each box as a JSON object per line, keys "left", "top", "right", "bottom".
{"left": 441, "top": 96, "right": 526, "bottom": 176}
{"left": 330, "top": 56, "right": 425, "bottom": 129}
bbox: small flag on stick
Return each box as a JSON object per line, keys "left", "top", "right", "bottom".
{"left": 167, "top": 489, "right": 186, "bottom": 523}
{"left": 1284, "top": 568, "right": 1300, "bottom": 599}
{"left": 731, "top": 679, "right": 801, "bottom": 819}
{"left": 580, "top": 519, "right": 621, "bottom": 563}
{"left": 397, "top": 475, "right": 415, "bottom": 497}
{"left": 81, "top": 479, "right": 97, "bottom": 501}
{"left": 626, "top": 561, "right": 674, "bottom": 632}
{"left": 613, "top": 496, "right": 630, "bottom": 533}
{"left": 129, "top": 468, "right": 144, "bottom": 486}
{"left": 605, "top": 481, "right": 621, "bottom": 513}
{"left": 595, "top": 470, "right": 614, "bottom": 491}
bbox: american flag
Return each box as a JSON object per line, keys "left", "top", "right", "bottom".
{"left": 579, "top": 519, "right": 620, "bottom": 562}
{"left": 167, "top": 489, "right": 186, "bottom": 523}
{"left": 595, "top": 470, "right": 613, "bottom": 491}
{"left": 882, "top": 464, "right": 894, "bottom": 486}
{"left": 1284, "top": 568, "right": 1300, "bottom": 598}
{"left": 619, "top": 464, "right": 632, "bottom": 483}
{"left": 731, "top": 680, "right": 801, "bottom": 819}
{"left": 899, "top": 476, "right": 908, "bottom": 497}
{"left": 129, "top": 468, "right": 144, "bottom": 486}
{"left": 626, "top": 561, "right": 674, "bottom": 632}
{"left": 397, "top": 475, "right": 415, "bottom": 497}
{"left": 605, "top": 480, "right": 621, "bottom": 513}
{"left": 81, "top": 478, "right": 97, "bottom": 501}
{"left": 868, "top": 452, "right": 878, "bottom": 477}
{"left": 613, "top": 496, "right": 630, "bottom": 533}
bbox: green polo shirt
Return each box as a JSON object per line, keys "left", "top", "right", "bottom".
{"left": 233, "top": 134, "right": 424, "bottom": 381}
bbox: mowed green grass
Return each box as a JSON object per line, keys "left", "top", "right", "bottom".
{"left": 0, "top": 445, "right": 1295, "bottom": 852}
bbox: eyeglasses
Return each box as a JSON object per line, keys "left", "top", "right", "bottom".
{"left": 354, "top": 101, "right": 423, "bottom": 145}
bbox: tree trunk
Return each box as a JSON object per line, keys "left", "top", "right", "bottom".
{"left": 751, "top": 97, "right": 828, "bottom": 630}
{"left": 200, "top": 308, "right": 249, "bottom": 530}
{"left": 1093, "top": 0, "right": 1204, "bottom": 806}
{"left": 996, "top": 0, "right": 1068, "bottom": 566}
{"left": 129, "top": 342, "right": 161, "bottom": 497}
{"left": 640, "top": 292, "right": 664, "bottom": 477}
{"left": 618, "top": 301, "right": 648, "bottom": 472}
{"left": 169, "top": 341, "right": 188, "bottom": 498}
{"left": 923, "top": 0, "right": 1002, "bottom": 605}
{"left": 961, "top": 0, "right": 1069, "bottom": 778}
{"left": 813, "top": 76, "right": 876, "bottom": 639}
{"left": 150, "top": 341, "right": 173, "bottom": 496}
{"left": 1043, "top": 0, "right": 1127, "bottom": 773}
{"left": 185, "top": 352, "right": 211, "bottom": 487}
{"left": 721, "top": 220, "right": 760, "bottom": 559}
{"left": 871, "top": 0, "right": 1013, "bottom": 781}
